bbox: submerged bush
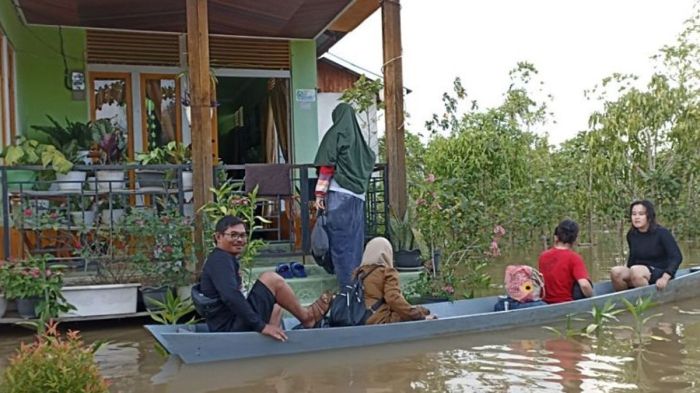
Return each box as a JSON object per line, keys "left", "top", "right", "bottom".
{"left": 1, "top": 321, "right": 109, "bottom": 393}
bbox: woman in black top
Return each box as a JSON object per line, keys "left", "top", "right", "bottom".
{"left": 610, "top": 200, "right": 682, "bottom": 291}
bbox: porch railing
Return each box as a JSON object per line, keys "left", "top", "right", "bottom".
{"left": 0, "top": 163, "right": 389, "bottom": 263}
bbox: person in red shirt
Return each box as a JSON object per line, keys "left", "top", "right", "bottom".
{"left": 538, "top": 219, "right": 593, "bottom": 303}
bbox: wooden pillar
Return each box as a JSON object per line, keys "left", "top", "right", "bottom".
{"left": 382, "top": 0, "right": 407, "bottom": 217}
{"left": 186, "top": 0, "right": 214, "bottom": 268}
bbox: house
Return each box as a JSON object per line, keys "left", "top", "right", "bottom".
{"left": 0, "top": 0, "right": 388, "bottom": 166}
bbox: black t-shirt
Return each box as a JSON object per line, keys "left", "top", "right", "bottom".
{"left": 626, "top": 226, "right": 683, "bottom": 277}
{"left": 199, "top": 248, "right": 265, "bottom": 332}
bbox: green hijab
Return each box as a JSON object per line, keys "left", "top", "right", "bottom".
{"left": 314, "top": 103, "right": 376, "bottom": 194}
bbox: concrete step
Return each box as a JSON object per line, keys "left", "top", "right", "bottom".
{"left": 247, "top": 263, "right": 422, "bottom": 305}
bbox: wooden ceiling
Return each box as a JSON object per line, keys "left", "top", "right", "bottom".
{"left": 16, "top": 0, "right": 356, "bottom": 39}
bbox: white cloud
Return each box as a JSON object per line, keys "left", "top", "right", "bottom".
{"left": 329, "top": 0, "right": 696, "bottom": 146}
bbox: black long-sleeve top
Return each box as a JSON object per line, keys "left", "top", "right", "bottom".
{"left": 199, "top": 248, "right": 265, "bottom": 332}
{"left": 626, "top": 226, "right": 683, "bottom": 278}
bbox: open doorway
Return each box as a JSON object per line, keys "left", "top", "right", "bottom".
{"left": 216, "top": 77, "right": 291, "bottom": 166}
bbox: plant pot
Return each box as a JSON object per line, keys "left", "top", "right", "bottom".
{"left": 87, "top": 176, "right": 98, "bottom": 191}
{"left": 70, "top": 210, "right": 96, "bottom": 227}
{"left": 100, "top": 208, "right": 125, "bottom": 225}
{"left": 60, "top": 284, "right": 139, "bottom": 317}
{"left": 140, "top": 286, "right": 170, "bottom": 312}
{"left": 96, "top": 170, "right": 125, "bottom": 190}
{"left": 137, "top": 169, "right": 167, "bottom": 188}
{"left": 16, "top": 297, "right": 40, "bottom": 319}
{"left": 181, "top": 171, "right": 193, "bottom": 202}
{"left": 177, "top": 284, "right": 193, "bottom": 301}
{"left": 55, "top": 170, "right": 86, "bottom": 191}
{"left": 394, "top": 249, "right": 422, "bottom": 269}
{"left": 77, "top": 150, "right": 92, "bottom": 165}
{"left": 0, "top": 293, "right": 7, "bottom": 318}
{"left": 4, "top": 169, "right": 37, "bottom": 192}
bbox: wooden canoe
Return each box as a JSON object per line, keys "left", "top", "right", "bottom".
{"left": 145, "top": 267, "right": 700, "bottom": 364}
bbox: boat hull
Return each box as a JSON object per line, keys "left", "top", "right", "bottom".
{"left": 145, "top": 267, "right": 700, "bottom": 364}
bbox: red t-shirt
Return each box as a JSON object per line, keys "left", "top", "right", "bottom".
{"left": 538, "top": 248, "right": 589, "bottom": 304}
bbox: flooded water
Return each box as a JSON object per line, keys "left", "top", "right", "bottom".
{"left": 1, "top": 239, "right": 700, "bottom": 392}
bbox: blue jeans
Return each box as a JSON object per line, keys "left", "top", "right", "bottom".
{"left": 326, "top": 191, "right": 365, "bottom": 288}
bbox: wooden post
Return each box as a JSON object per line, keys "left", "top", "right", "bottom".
{"left": 186, "top": 0, "right": 214, "bottom": 269}
{"left": 382, "top": 0, "right": 407, "bottom": 217}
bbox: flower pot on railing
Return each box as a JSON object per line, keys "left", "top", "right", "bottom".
{"left": 70, "top": 210, "right": 96, "bottom": 227}
{"left": 5, "top": 169, "right": 37, "bottom": 192}
{"left": 55, "top": 170, "right": 87, "bottom": 191}
{"left": 60, "top": 283, "right": 138, "bottom": 317}
{"left": 96, "top": 170, "right": 125, "bottom": 190}
{"left": 182, "top": 171, "right": 193, "bottom": 202}
{"left": 136, "top": 169, "right": 167, "bottom": 189}
{"left": 100, "top": 208, "right": 125, "bottom": 226}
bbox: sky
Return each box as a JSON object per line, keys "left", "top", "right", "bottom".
{"left": 329, "top": 0, "right": 697, "bottom": 146}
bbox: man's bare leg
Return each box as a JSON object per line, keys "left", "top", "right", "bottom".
{"left": 258, "top": 272, "right": 325, "bottom": 328}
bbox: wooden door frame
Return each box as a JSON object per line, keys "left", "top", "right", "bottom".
{"left": 139, "top": 73, "right": 182, "bottom": 152}
{"left": 88, "top": 71, "right": 135, "bottom": 160}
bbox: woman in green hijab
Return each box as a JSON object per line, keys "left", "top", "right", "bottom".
{"left": 314, "top": 103, "right": 376, "bottom": 288}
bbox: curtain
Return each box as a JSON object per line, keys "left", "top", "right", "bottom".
{"left": 263, "top": 78, "right": 290, "bottom": 163}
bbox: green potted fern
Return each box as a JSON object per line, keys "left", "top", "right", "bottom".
{"left": 389, "top": 208, "right": 425, "bottom": 270}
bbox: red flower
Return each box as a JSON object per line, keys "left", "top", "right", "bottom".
{"left": 23, "top": 208, "right": 32, "bottom": 217}
{"left": 163, "top": 245, "right": 174, "bottom": 254}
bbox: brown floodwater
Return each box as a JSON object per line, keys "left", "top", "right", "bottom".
{"left": 1, "top": 239, "right": 699, "bottom": 393}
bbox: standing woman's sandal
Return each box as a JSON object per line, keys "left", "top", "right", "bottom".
{"left": 305, "top": 291, "right": 332, "bottom": 327}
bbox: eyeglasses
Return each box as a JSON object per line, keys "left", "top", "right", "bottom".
{"left": 222, "top": 232, "right": 247, "bottom": 240}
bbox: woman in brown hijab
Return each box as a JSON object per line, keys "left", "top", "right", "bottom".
{"left": 357, "top": 237, "right": 437, "bottom": 324}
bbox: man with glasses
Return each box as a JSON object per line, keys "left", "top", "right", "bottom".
{"left": 198, "top": 215, "right": 331, "bottom": 340}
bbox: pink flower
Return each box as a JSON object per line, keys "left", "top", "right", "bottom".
{"left": 163, "top": 245, "right": 174, "bottom": 254}
{"left": 45, "top": 269, "right": 52, "bottom": 277}
{"left": 426, "top": 174, "right": 436, "bottom": 183}
{"left": 415, "top": 198, "right": 427, "bottom": 207}
{"left": 30, "top": 268, "right": 40, "bottom": 278}
{"left": 442, "top": 285, "right": 455, "bottom": 295}
{"left": 493, "top": 225, "right": 506, "bottom": 237}
{"left": 490, "top": 240, "right": 501, "bottom": 257}
{"left": 23, "top": 208, "right": 32, "bottom": 217}
{"left": 49, "top": 212, "right": 59, "bottom": 220}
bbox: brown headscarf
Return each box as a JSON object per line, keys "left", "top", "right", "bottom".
{"left": 360, "top": 237, "right": 394, "bottom": 268}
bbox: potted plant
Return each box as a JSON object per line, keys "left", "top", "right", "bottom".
{"left": 164, "top": 141, "right": 193, "bottom": 199}
{"left": 1, "top": 137, "right": 73, "bottom": 192}
{"left": 0, "top": 254, "right": 73, "bottom": 319}
{"left": 66, "top": 223, "right": 141, "bottom": 317}
{"left": 389, "top": 208, "right": 425, "bottom": 270}
{"left": 134, "top": 146, "right": 169, "bottom": 188}
{"left": 1, "top": 320, "right": 110, "bottom": 392}
{"left": 91, "top": 119, "right": 127, "bottom": 190}
{"left": 98, "top": 197, "right": 126, "bottom": 226}
{"left": 30, "top": 116, "right": 95, "bottom": 190}
{"left": 68, "top": 195, "right": 96, "bottom": 227}
{"left": 125, "top": 209, "right": 196, "bottom": 311}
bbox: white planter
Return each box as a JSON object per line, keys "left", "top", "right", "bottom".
{"left": 177, "top": 284, "right": 193, "bottom": 301}
{"left": 56, "top": 171, "right": 87, "bottom": 191}
{"left": 87, "top": 176, "right": 98, "bottom": 191}
{"left": 70, "top": 210, "right": 96, "bottom": 227}
{"left": 60, "top": 283, "right": 139, "bottom": 317}
{"left": 96, "top": 170, "right": 125, "bottom": 190}
{"left": 100, "top": 208, "right": 125, "bottom": 225}
{"left": 182, "top": 171, "right": 193, "bottom": 202}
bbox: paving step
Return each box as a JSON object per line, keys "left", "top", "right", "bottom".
{"left": 247, "top": 263, "right": 422, "bottom": 305}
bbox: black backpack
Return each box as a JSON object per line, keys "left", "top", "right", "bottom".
{"left": 328, "top": 265, "right": 384, "bottom": 327}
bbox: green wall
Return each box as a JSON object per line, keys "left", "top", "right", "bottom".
{"left": 290, "top": 40, "right": 318, "bottom": 164}
{"left": 0, "top": 1, "right": 87, "bottom": 136}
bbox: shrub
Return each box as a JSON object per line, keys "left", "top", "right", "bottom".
{"left": 1, "top": 321, "right": 109, "bottom": 393}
